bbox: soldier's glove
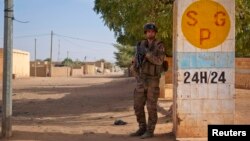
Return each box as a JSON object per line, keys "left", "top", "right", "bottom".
{"left": 140, "top": 47, "right": 149, "bottom": 57}
{"left": 145, "top": 52, "right": 151, "bottom": 59}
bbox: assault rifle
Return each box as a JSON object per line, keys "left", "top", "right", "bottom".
{"left": 135, "top": 42, "right": 147, "bottom": 69}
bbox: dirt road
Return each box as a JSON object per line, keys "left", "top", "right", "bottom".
{"left": 0, "top": 76, "right": 174, "bottom": 141}
{"left": 0, "top": 75, "right": 249, "bottom": 141}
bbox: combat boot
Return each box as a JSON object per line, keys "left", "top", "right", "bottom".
{"left": 140, "top": 131, "right": 154, "bottom": 139}
{"left": 130, "top": 128, "right": 146, "bottom": 137}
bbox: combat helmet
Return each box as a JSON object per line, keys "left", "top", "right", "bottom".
{"left": 144, "top": 23, "right": 158, "bottom": 33}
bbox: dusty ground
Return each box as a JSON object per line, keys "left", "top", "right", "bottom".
{"left": 0, "top": 75, "right": 249, "bottom": 141}
{"left": 0, "top": 75, "right": 174, "bottom": 141}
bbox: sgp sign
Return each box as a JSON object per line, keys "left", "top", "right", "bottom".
{"left": 182, "top": 0, "right": 231, "bottom": 49}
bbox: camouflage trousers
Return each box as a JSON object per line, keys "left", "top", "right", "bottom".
{"left": 133, "top": 76, "right": 160, "bottom": 133}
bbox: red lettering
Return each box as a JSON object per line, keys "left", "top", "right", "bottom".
{"left": 215, "top": 11, "right": 226, "bottom": 26}
{"left": 200, "top": 28, "right": 211, "bottom": 45}
{"left": 187, "top": 11, "right": 198, "bottom": 26}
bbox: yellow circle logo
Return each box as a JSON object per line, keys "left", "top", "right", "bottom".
{"left": 182, "top": 0, "right": 231, "bottom": 49}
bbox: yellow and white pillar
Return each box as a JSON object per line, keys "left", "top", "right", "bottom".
{"left": 173, "top": 0, "right": 235, "bottom": 139}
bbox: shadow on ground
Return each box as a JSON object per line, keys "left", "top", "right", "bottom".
{"left": 0, "top": 76, "right": 174, "bottom": 141}
{"left": 0, "top": 130, "right": 175, "bottom": 141}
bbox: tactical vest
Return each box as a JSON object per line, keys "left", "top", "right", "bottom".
{"left": 139, "top": 39, "right": 165, "bottom": 78}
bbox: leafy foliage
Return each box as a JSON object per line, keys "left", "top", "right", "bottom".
{"left": 236, "top": 0, "right": 250, "bottom": 57}
{"left": 95, "top": 59, "right": 114, "bottom": 70}
{"left": 114, "top": 44, "right": 134, "bottom": 68}
{"left": 104, "top": 62, "right": 113, "bottom": 70}
{"left": 62, "top": 58, "right": 74, "bottom": 67}
{"left": 94, "top": 0, "right": 250, "bottom": 67}
{"left": 44, "top": 58, "right": 51, "bottom": 62}
{"left": 94, "top": 0, "right": 173, "bottom": 55}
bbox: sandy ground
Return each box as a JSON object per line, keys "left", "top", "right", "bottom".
{"left": 0, "top": 75, "right": 249, "bottom": 141}
{"left": 0, "top": 75, "right": 174, "bottom": 141}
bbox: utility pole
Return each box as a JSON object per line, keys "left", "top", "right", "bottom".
{"left": 2, "top": 0, "right": 13, "bottom": 138}
{"left": 34, "top": 38, "right": 37, "bottom": 77}
{"left": 50, "top": 30, "right": 53, "bottom": 77}
{"left": 67, "top": 51, "right": 69, "bottom": 77}
{"left": 57, "top": 40, "right": 60, "bottom": 62}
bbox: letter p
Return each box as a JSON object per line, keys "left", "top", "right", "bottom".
{"left": 200, "top": 28, "right": 211, "bottom": 45}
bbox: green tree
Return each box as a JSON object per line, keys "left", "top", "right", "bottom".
{"left": 104, "top": 62, "right": 113, "bottom": 70}
{"left": 114, "top": 44, "right": 134, "bottom": 68}
{"left": 74, "top": 59, "right": 83, "bottom": 68}
{"left": 99, "top": 59, "right": 106, "bottom": 62}
{"left": 236, "top": 0, "right": 250, "bottom": 57}
{"left": 44, "top": 58, "right": 51, "bottom": 62}
{"left": 62, "top": 58, "right": 73, "bottom": 67}
{"left": 94, "top": 0, "right": 173, "bottom": 56}
{"left": 94, "top": 0, "right": 250, "bottom": 61}
{"left": 35, "top": 59, "right": 43, "bottom": 62}
{"left": 95, "top": 59, "right": 113, "bottom": 69}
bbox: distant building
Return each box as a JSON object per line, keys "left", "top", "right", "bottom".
{"left": 30, "top": 61, "right": 71, "bottom": 77}
{"left": 30, "top": 61, "right": 50, "bottom": 77}
{"left": 95, "top": 61, "right": 104, "bottom": 73}
{"left": 83, "top": 62, "right": 96, "bottom": 75}
{"left": 0, "top": 48, "right": 30, "bottom": 79}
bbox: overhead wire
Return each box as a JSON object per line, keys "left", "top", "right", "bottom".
{"left": 0, "top": 33, "right": 50, "bottom": 39}
{"left": 4, "top": 4, "right": 29, "bottom": 23}
{"left": 1, "top": 33, "right": 116, "bottom": 47}
{"left": 14, "top": 33, "right": 50, "bottom": 38}
{"left": 54, "top": 33, "right": 115, "bottom": 46}
{"left": 58, "top": 36, "right": 99, "bottom": 53}
{"left": 1, "top": 32, "right": 116, "bottom": 55}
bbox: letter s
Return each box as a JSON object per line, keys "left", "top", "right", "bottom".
{"left": 242, "top": 131, "right": 247, "bottom": 136}
{"left": 187, "top": 11, "right": 198, "bottom": 26}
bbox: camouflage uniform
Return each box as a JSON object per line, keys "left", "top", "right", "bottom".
{"left": 132, "top": 39, "right": 165, "bottom": 134}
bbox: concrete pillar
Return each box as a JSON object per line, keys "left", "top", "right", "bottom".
{"left": 173, "top": 0, "right": 235, "bottom": 139}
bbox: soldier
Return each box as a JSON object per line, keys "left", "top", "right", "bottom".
{"left": 130, "top": 23, "right": 166, "bottom": 139}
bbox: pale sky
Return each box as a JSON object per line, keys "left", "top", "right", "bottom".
{"left": 0, "top": 0, "right": 117, "bottom": 63}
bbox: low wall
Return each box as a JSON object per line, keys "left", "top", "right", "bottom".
{"left": 235, "top": 58, "right": 250, "bottom": 89}
{"left": 51, "top": 67, "right": 71, "bottom": 77}
{"left": 30, "top": 66, "right": 48, "bottom": 77}
{"left": 83, "top": 65, "right": 96, "bottom": 75}
{"left": 72, "top": 67, "right": 83, "bottom": 77}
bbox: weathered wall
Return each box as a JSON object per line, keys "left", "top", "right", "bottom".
{"left": 95, "top": 61, "right": 104, "bottom": 73}
{"left": 0, "top": 48, "right": 30, "bottom": 79}
{"left": 72, "top": 67, "right": 83, "bottom": 77}
{"left": 235, "top": 58, "right": 250, "bottom": 89}
{"left": 83, "top": 64, "right": 96, "bottom": 75}
{"left": 30, "top": 66, "right": 48, "bottom": 77}
{"left": 30, "top": 61, "right": 49, "bottom": 77}
{"left": 12, "top": 49, "right": 30, "bottom": 78}
{"left": 51, "top": 67, "right": 71, "bottom": 77}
